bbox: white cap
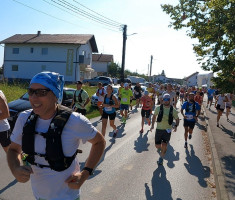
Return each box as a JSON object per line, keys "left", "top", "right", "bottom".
{"left": 124, "top": 83, "right": 129, "bottom": 88}
{"left": 163, "top": 93, "right": 170, "bottom": 99}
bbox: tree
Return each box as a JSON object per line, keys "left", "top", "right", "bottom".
{"left": 108, "top": 62, "right": 121, "bottom": 78}
{"left": 161, "top": 0, "right": 235, "bottom": 92}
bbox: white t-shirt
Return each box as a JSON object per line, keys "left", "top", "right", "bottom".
{"left": 0, "top": 90, "right": 10, "bottom": 132}
{"left": 217, "top": 95, "right": 226, "bottom": 109}
{"left": 97, "top": 88, "right": 106, "bottom": 102}
{"left": 11, "top": 109, "right": 97, "bottom": 200}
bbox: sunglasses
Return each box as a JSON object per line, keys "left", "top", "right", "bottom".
{"left": 28, "top": 88, "right": 51, "bottom": 97}
{"left": 163, "top": 98, "right": 170, "bottom": 101}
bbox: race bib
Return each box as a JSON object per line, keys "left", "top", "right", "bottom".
{"left": 105, "top": 107, "right": 112, "bottom": 112}
{"left": 122, "top": 98, "right": 127, "bottom": 102}
{"left": 186, "top": 115, "right": 193, "bottom": 120}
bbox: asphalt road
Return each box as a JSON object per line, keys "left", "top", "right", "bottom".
{"left": 0, "top": 104, "right": 216, "bottom": 200}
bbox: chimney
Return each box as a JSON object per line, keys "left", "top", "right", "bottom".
{"left": 37, "top": 31, "right": 41, "bottom": 36}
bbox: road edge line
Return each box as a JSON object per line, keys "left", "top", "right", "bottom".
{"left": 202, "top": 105, "right": 229, "bottom": 200}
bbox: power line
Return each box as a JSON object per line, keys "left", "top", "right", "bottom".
{"left": 72, "top": 0, "right": 123, "bottom": 26}
{"left": 42, "top": 0, "right": 121, "bottom": 33}
{"left": 12, "top": 0, "right": 80, "bottom": 27}
{"left": 53, "top": 0, "right": 122, "bottom": 28}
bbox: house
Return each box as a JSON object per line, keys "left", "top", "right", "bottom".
{"left": 197, "top": 72, "right": 213, "bottom": 88}
{"left": 153, "top": 74, "right": 168, "bottom": 83}
{"left": 92, "top": 53, "right": 113, "bottom": 76}
{"left": 183, "top": 72, "right": 199, "bottom": 87}
{"left": 0, "top": 31, "right": 98, "bottom": 82}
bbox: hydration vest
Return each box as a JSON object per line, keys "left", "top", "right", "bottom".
{"left": 22, "top": 105, "right": 78, "bottom": 172}
{"left": 186, "top": 101, "right": 196, "bottom": 113}
{"left": 104, "top": 94, "right": 114, "bottom": 105}
{"left": 157, "top": 104, "right": 174, "bottom": 125}
{"left": 74, "top": 89, "right": 83, "bottom": 103}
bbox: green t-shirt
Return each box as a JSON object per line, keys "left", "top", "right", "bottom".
{"left": 120, "top": 88, "right": 133, "bottom": 105}
{"left": 74, "top": 89, "right": 89, "bottom": 109}
{"left": 154, "top": 105, "right": 179, "bottom": 130}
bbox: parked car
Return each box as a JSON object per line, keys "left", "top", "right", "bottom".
{"left": 83, "top": 76, "right": 113, "bottom": 86}
{"left": 91, "top": 86, "right": 119, "bottom": 106}
{"left": 117, "top": 78, "right": 132, "bottom": 84}
{"left": 8, "top": 88, "right": 76, "bottom": 130}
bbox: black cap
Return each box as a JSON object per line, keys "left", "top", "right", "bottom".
{"left": 76, "top": 81, "right": 82, "bottom": 84}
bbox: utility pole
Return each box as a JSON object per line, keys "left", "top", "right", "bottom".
{"left": 150, "top": 55, "right": 153, "bottom": 82}
{"left": 121, "top": 25, "right": 127, "bottom": 82}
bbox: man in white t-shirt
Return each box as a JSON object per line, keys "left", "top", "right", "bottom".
{"left": 0, "top": 90, "right": 11, "bottom": 153}
{"left": 7, "top": 71, "right": 105, "bottom": 200}
{"left": 162, "top": 84, "right": 176, "bottom": 107}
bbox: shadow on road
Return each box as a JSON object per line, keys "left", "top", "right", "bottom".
{"left": 145, "top": 166, "right": 172, "bottom": 200}
{"left": 220, "top": 125, "right": 234, "bottom": 138}
{"left": 164, "top": 144, "right": 179, "bottom": 168}
{"left": 221, "top": 155, "right": 235, "bottom": 196}
{"left": 134, "top": 131, "right": 150, "bottom": 153}
{"left": 184, "top": 145, "right": 210, "bottom": 188}
{"left": 0, "top": 179, "right": 17, "bottom": 194}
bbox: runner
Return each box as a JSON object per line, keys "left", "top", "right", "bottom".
{"left": 70, "top": 81, "right": 90, "bottom": 116}
{"left": 150, "top": 93, "right": 179, "bottom": 165}
{"left": 206, "top": 86, "right": 215, "bottom": 109}
{"left": 225, "top": 93, "right": 234, "bottom": 121}
{"left": 163, "top": 83, "right": 176, "bottom": 108}
{"left": 129, "top": 83, "right": 133, "bottom": 111}
{"left": 118, "top": 82, "right": 124, "bottom": 103}
{"left": 101, "top": 85, "right": 119, "bottom": 137}
{"left": 134, "top": 82, "right": 142, "bottom": 108}
{"left": 0, "top": 90, "right": 11, "bottom": 153}
{"left": 179, "top": 87, "right": 185, "bottom": 105}
{"left": 215, "top": 93, "right": 228, "bottom": 127}
{"left": 194, "top": 91, "right": 203, "bottom": 115}
{"left": 181, "top": 92, "right": 200, "bottom": 148}
{"left": 140, "top": 90, "right": 153, "bottom": 133}
{"left": 96, "top": 82, "right": 106, "bottom": 120}
{"left": 120, "top": 83, "right": 133, "bottom": 124}
{"left": 157, "top": 84, "right": 165, "bottom": 105}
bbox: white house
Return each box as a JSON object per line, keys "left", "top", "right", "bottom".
{"left": 197, "top": 72, "right": 214, "bottom": 88}
{"left": 184, "top": 72, "right": 199, "bottom": 87}
{"left": 0, "top": 31, "right": 98, "bottom": 82}
{"left": 92, "top": 53, "right": 113, "bottom": 76}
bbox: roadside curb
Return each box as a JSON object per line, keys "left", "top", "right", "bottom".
{"left": 202, "top": 105, "right": 229, "bottom": 200}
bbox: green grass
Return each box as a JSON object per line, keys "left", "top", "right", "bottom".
{"left": 2, "top": 83, "right": 137, "bottom": 119}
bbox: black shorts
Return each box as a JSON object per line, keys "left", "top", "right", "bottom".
{"left": 135, "top": 94, "right": 141, "bottom": 99}
{"left": 0, "top": 130, "right": 11, "bottom": 147}
{"left": 75, "top": 108, "right": 86, "bottom": 115}
{"left": 102, "top": 111, "right": 116, "bottom": 120}
{"left": 216, "top": 104, "right": 224, "bottom": 112}
{"left": 183, "top": 119, "right": 196, "bottom": 130}
{"left": 155, "top": 129, "right": 171, "bottom": 145}
{"left": 141, "top": 109, "right": 151, "bottom": 118}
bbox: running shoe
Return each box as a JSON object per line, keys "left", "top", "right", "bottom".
{"left": 189, "top": 134, "right": 192, "bottom": 140}
{"left": 217, "top": 123, "right": 219, "bottom": 127}
{"left": 184, "top": 142, "right": 188, "bottom": 148}
{"left": 227, "top": 118, "right": 229, "bottom": 121}
{"left": 113, "top": 130, "right": 118, "bottom": 138}
{"left": 157, "top": 157, "right": 163, "bottom": 165}
{"left": 121, "top": 116, "right": 125, "bottom": 122}
{"left": 140, "top": 129, "right": 144, "bottom": 133}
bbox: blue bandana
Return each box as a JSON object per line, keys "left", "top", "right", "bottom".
{"left": 30, "top": 71, "right": 64, "bottom": 103}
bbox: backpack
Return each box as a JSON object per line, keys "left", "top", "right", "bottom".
{"left": 22, "top": 105, "right": 78, "bottom": 172}
{"left": 74, "top": 89, "right": 83, "bottom": 103}
{"left": 157, "top": 104, "right": 174, "bottom": 125}
{"left": 104, "top": 94, "right": 114, "bottom": 105}
{"left": 186, "top": 101, "right": 196, "bottom": 113}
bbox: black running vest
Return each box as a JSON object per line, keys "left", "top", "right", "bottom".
{"left": 22, "top": 105, "right": 78, "bottom": 172}
{"left": 157, "top": 104, "right": 174, "bottom": 125}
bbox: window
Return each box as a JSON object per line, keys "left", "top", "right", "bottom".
{"left": 30, "top": 48, "right": 34, "bottom": 53}
{"left": 42, "top": 48, "right": 48, "bottom": 55}
{"left": 41, "top": 65, "right": 46, "bottom": 71}
{"left": 12, "top": 48, "right": 19, "bottom": 54}
{"left": 12, "top": 65, "right": 18, "bottom": 71}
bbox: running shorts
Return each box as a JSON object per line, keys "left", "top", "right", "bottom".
{"left": 120, "top": 104, "right": 129, "bottom": 111}
{"left": 0, "top": 130, "right": 11, "bottom": 147}
{"left": 216, "top": 104, "right": 224, "bottom": 112}
{"left": 183, "top": 119, "right": 196, "bottom": 130}
{"left": 141, "top": 109, "right": 151, "bottom": 118}
{"left": 102, "top": 111, "right": 116, "bottom": 120}
{"left": 155, "top": 129, "right": 171, "bottom": 145}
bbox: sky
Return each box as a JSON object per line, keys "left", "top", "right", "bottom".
{"left": 0, "top": 0, "right": 212, "bottom": 79}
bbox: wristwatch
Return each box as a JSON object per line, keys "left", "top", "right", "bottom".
{"left": 82, "top": 167, "right": 94, "bottom": 175}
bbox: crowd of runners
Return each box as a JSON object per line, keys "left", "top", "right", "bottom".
{"left": 0, "top": 72, "right": 234, "bottom": 199}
